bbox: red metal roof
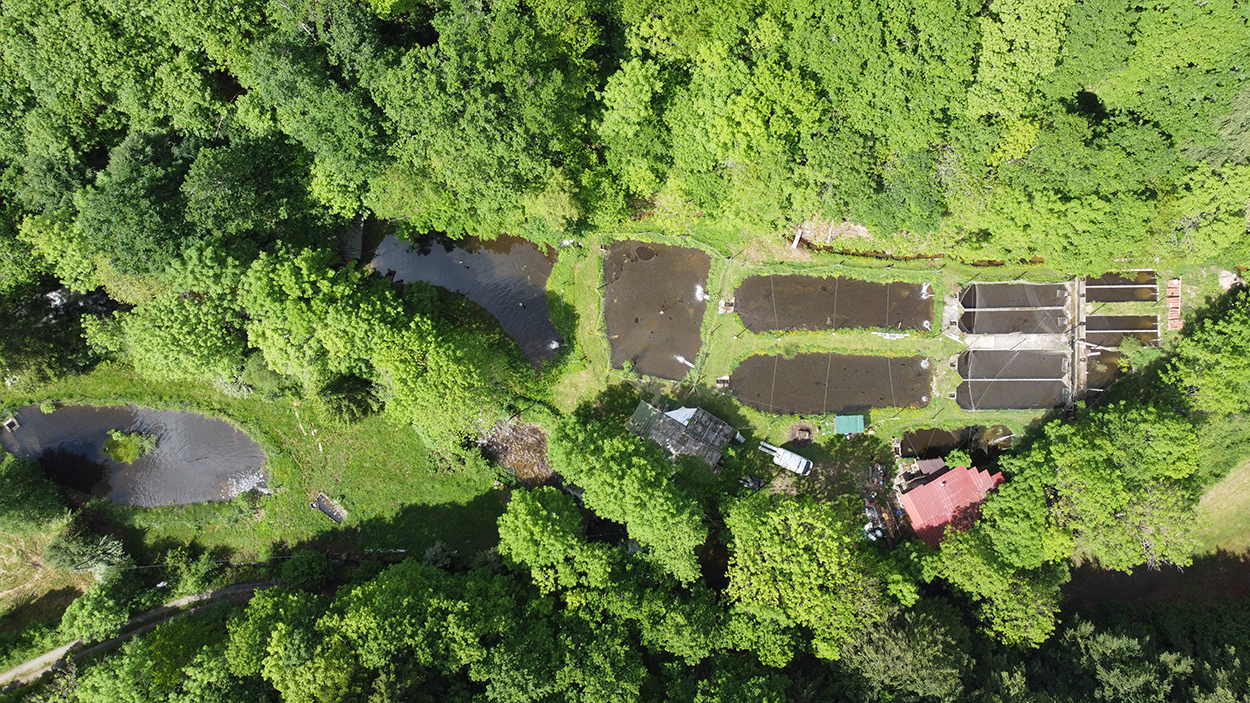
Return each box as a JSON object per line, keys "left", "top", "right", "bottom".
{"left": 898, "top": 466, "right": 1004, "bottom": 549}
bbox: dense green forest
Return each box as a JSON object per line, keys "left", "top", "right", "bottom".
{"left": 1, "top": 0, "right": 1249, "bottom": 700}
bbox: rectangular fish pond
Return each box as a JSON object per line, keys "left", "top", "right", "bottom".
{"left": 371, "top": 233, "right": 564, "bottom": 366}
{"left": 734, "top": 274, "right": 933, "bottom": 333}
{"left": 603, "top": 241, "right": 711, "bottom": 380}
{"left": 956, "top": 350, "right": 1071, "bottom": 410}
{"left": 729, "top": 353, "right": 932, "bottom": 415}
{"left": 0, "top": 404, "right": 267, "bottom": 507}
{"left": 959, "top": 282, "right": 1072, "bottom": 335}
{"left": 1085, "top": 271, "right": 1158, "bottom": 303}
{"left": 1085, "top": 315, "right": 1159, "bottom": 347}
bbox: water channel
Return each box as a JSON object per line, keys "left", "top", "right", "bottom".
{"left": 1, "top": 405, "right": 267, "bottom": 507}
{"left": 371, "top": 233, "right": 564, "bottom": 366}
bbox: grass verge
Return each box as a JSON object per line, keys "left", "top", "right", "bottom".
{"left": 1197, "top": 455, "right": 1250, "bottom": 555}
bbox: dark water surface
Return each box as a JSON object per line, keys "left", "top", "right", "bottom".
{"left": 1, "top": 405, "right": 267, "bottom": 507}
{"left": 730, "top": 353, "right": 931, "bottom": 415}
{"left": 1085, "top": 315, "right": 1160, "bottom": 347}
{"left": 371, "top": 234, "right": 563, "bottom": 365}
{"left": 603, "top": 241, "right": 711, "bottom": 380}
{"left": 1086, "top": 351, "right": 1124, "bottom": 389}
{"left": 735, "top": 274, "right": 932, "bottom": 332}
{"left": 1085, "top": 271, "right": 1158, "bottom": 302}
{"left": 900, "top": 427, "right": 970, "bottom": 459}
{"left": 900, "top": 425, "right": 1013, "bottom": 465}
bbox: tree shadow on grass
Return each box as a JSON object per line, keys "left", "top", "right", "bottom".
{"left": 294, "top": 491, "right": 508, "bottom": 563}
{"left": 1063, "top": 547, "right": 1250, "bottom": 613}
{"left": 0, "top": 587, "right": 81, "bottom": 636}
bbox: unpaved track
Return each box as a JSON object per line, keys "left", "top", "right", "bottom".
{"left": 0, "top": 581, "right": 274, "bottom": 691}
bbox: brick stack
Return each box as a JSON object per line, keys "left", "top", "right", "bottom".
{"left": 1166, "top": 278, "right": 1183, "bottom": 330}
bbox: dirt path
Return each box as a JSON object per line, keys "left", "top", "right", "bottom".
{"left": 0, "top": 581, "right": 274, "bottom": 691}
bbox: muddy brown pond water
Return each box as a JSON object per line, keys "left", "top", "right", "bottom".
{"left": 371, "top": 233, "right": 563, "bottom": 366}
{"left": 730, "top": 353, "right": 931, "bottom": 415}
{"left": 1, "top": 405, "right": 267, "bottom": 507}
{"left": 603, "top": 241, "right": 711, "bottom": 380}
{"left": 735, "top": 274, "right": 933, "bottom": 332}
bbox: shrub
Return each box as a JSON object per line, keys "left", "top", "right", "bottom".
{"left": 60, "top": 579, "right": 131, "bottom": 643}
{"left": 423, "top": 541, "right": 458, "bottom": 570}
{"left": 281, "top": 550, "right": 333, "bottom": 591}
{"left": 944, "top": 449, "right": 973, "bottom": 468}
{"left": 102, "top": 429, "right": 157, "bottom": 463}
{"left": 45, "top": 533, "right": 130, "bottom": 581}
{"left": 166, "top": 546, "right": 222, "bottom": 597}
{"left": 0, "top": 453, "right": 64, "bottom": 535}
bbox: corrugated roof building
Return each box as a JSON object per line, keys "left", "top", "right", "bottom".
{"left": 898, "top": 466, "right": 1004, "bottom": 549}
{"left": 626, "top": 401, "right": 742, "bottom": 468}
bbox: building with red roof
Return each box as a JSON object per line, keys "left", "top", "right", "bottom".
{"left": 898, "top": 466, "right": 1004, "bottom": 549}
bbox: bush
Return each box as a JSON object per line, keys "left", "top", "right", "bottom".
{"left": 60, "top": 579, "right": 132, "bottom": 643}
{"left": 102, "top": 430, "right": 157, "bottom": 464}
{"left": 45, "top": 533, "right": 130, "bottom": 581}
{"left": 1118, "top": 335, "right": 1164, "bottom": 372}
{"left": 314, "top": 375, "right": 381, "bottom": 426}
{"left": 0, "top": 453, "right": 64, "bottom": 535}
{"left": 944, "top": 449, "right": 973, "bottom": 469}
{"left": 166, "top": 546, "right": 222, "bottom": 597}
{"left": 281, "top": 550, "right": 333, "bottom": 591}
{"left": 423, "top": 541, "right": 458, "bottom": 570}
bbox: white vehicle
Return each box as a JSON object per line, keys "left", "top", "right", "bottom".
{"left": 758, "top": 442, "right": 813, "bottom": 476}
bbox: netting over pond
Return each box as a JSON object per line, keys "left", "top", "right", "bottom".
{"left": 959, "top": 282, "right": 1072, "bottom": 335}
{"left": 729, "top": 353, "right": 931, "bottom": 415}
{"left": 956, "top": 350, "right": 1071, "bottom": 410}
{"left": 734, "top": 274, "right": 933, "bottom": 332}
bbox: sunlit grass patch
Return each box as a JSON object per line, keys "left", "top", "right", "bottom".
{"left": 1197, "top": 455, "right": 1250, "bottom": 555}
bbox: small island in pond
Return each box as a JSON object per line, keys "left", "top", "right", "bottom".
{"left": 102, "top": 429, "right": 157, "bottom": 464}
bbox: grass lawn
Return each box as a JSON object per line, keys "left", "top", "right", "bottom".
{"left": 0, "top": 366, "right": 504, "bottom": 563}
{"left": 1197, "top": 455, "right": 1250, "bottom": 555}
{"left": 0, "top": 519, "right": 94, "bottom": 669}
{"left": 0, "top": 519, "right": 93, "bottom": 628}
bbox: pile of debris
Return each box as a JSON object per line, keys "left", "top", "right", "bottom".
{"left": 479, "top": 421, "right": 554, "bottom": 486}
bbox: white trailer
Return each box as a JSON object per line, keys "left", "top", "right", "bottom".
{"left": 758, "top": 442, "right": 813, "bottom": 476}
